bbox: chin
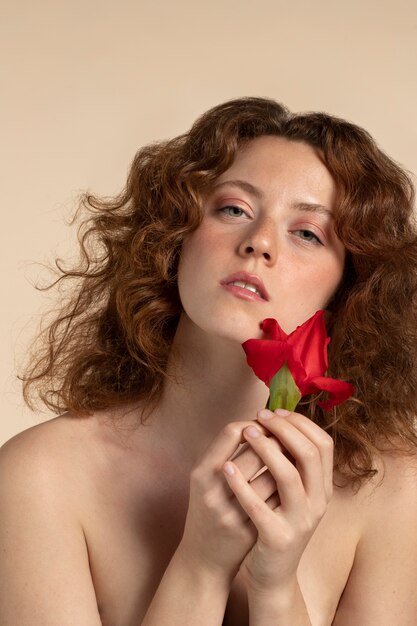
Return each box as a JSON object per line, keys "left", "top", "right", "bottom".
{"left": 209, "top": 317, "right": 264, "bottom": 345}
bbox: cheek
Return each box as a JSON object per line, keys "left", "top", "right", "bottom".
{"left": 287, "top": 255, "right": 344, "bottom": 307}
{"left": 308, "top": 261, "right": 345, "bottom": 303}
{"left": 177, "top": 228, "right": 219, "bottom": 294}
{"left": 180, "top": 226, "right": 223, "bottom": 270}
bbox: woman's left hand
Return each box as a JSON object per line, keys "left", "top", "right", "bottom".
{"left": 222, "top": 408, "right": 334, "bottom": 596}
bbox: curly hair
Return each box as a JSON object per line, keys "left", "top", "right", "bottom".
{"left": 21, "top": 97, "right": 417, "bottom": 487}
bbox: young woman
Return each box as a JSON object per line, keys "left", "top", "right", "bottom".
{"left": 1, "top": 97, "right": 417, "bottom": 625}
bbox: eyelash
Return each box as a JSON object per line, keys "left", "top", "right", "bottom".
{"left": 292, "top": 229, "right": 323, "bottom": 246}
{"left": 217, "top": 206, "right": 324, "bottom": 246}
{"left": 218, "top": 205, "right": 248, "bottom": 218}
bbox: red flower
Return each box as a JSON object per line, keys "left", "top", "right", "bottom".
{"left": 242, "top": 311, "right": 354, "bottom": 410}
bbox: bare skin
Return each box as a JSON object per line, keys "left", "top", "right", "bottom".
{"left": 1, "top": 137, "right": 417, "bottom": 624}
{"left": 1, "top": 408, "right": 416, "bottom": 626}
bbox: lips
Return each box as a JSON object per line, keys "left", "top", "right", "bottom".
{"left": 220, "top": 271, "right": 270, "bottom": 301}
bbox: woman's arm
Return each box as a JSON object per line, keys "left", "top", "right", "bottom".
{"left": 222, "top": 409, "right": 334, "bottom": 626}
{"left": 0, "top": 419, "right": 273, "bottom": 626}
{"left": 331, "top": 452, "right": 417, "bottom": 625}
{"left": 142, "top": 419, "right": 277, "bottom": 626}
{"left": 0, "top": 434, "right": 103, "bottom": 626}
{"left": 141, "top": 548, "right": 230, "bottom": 626}
{"left": 0, "top": 431, "right": 234, "bottom": 626}
{"left": 246, "top": 579, "right": 312, "bottom": 626}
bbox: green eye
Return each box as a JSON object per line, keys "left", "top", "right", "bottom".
{"left": 294, "top": 229, "right": 323, "bottom": 245}
{"left": 219, "top": 206, "right": 246, "bottom": 217}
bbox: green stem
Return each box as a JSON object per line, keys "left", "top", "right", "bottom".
{"left": 267, "top": 362, "right": 302, "bottom": 412}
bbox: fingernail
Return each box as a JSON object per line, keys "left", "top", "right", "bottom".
{"left": 245, "top": 426, "right": 260, "bottom": 438}
{"left": 224, "top": 462, "right": 235, "bottom": 475}
{"left": 258, "top": 409, "right": 273, "bottom": 420}
{"left": 274, "top": 409, "right": 291, "bottom": 417}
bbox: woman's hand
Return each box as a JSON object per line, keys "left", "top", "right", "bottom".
{"left": 177, "top": 420, "right": 281, "bottom": 585}
{"left": 222, "top": 408, "right": 334, "bottom": 596}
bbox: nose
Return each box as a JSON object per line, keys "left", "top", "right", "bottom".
{"left": 237, "top": 217, "right": 277, "bottom": 265}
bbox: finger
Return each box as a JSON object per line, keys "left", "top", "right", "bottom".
{"left": 219, "top": 423, "right": 282, "bottom": 485}
{"left": 246, "top": 422, "right": 328, "bottom": 519}
{"left": 252, "top": 418, "right": 326, "bottom": 505}
{"left": 197, "top": 421, "right": 270, "bottom": 485}
{"left": 194, "top": 422, "right": 271, "bottom": 527}
{"left": 276, "top": 410, "right": 334, "bottom": 500}
{"left": 249, "top": 468, "right": 281, "bottom": 505}
{"left": 265, "top": 491, "right": 281, "bottom": 510}
{"left": 241, "top": 426, "right": 306, "bottom": 513}
{"left": 222, "top": 460, "right": 278, "bottom": 531}
{"left": 258, "top": 409, "right": 334, "bottom": 501}
{"left": 230, "top": 443, "right": 266, "bottom": 483}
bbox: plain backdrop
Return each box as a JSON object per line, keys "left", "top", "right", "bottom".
{"left": 1, "top": 0, "right": 417, "bottom": 445}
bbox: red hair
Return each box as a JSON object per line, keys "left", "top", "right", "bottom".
{"left": 21, "top": 97, "right": 417, "bottom": 487}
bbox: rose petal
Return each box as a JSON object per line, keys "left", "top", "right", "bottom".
{"left": 308, "top": 376, "right": 355, "bottom": 410}
{"left": 260, "top": 318, "right": 288, "bottom": 342}
{"left": 242, "top": 313, "right": 355, "bottom": 411}
{"left": 242, "top": 339, "right": 289, "bottom": 385}
{"left": 287, "top": 310, "right": 329, "bottom": 378}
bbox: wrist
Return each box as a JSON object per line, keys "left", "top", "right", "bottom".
{"left": 246, "top": 578, "right": 311, "bottom": 625}
{"left": 246, "top": 576, "right": 298, "bottom": 602}
{"left": 141, "top": 545, "right": 232, "bottom": 626}
{"left": 173, "top": 543, "right": 234, "bottom": 594}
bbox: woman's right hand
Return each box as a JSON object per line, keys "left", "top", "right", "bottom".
{"left": 177, "top": 420, "right": 282, "bottom": 584}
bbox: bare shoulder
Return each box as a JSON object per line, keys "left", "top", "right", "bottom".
{"left": 0, "top": 407, "right": 145, "bottom": 526}
{"left": 1, "top": 414, "right": 85, "bottom": 497}
{"left": 2, "top": 409, "right": 108, "bottom": 453}
{"left": 0, "top": 412, "right": 123, "bottom": 626}
{"left": 332, "top": 446, "right": 417, "bottom": 625}
{"left": 1, "top": 406, "right": 132, "bottom": 473}
{"left": 360, "top": 445, "right": 417, "bottom": 515}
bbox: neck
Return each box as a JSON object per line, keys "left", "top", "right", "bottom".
{"left": 146, "top": 314, "right": 268, "bottom": 466}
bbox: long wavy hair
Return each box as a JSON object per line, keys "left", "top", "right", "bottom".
{"left": 21, "top": 97, "right": 417, "bottom": 487}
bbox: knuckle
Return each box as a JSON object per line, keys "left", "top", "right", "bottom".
{"left": 222, "top": 421, "right": 267, "bottom": 439}
{"left": 280, "top": 467, "right": 300, "bottom": 489}
{"left": 222, "top": 422, "right": 242, "bottom": 439}
{"left": 301, "top": 443, "right": 320, "bottom": 462}
{"left": 246, "top": 499, "right": 266, "bottom": 518}
{"left": 271, "top": 524, "right": 295, "bottom": 549}
{"left": 190, "top": 464, "right": 207, "bottom": 489}
{"left": 218, "top": 510, "right": 238, "bottom": 530}
{"left": 201, "top": 490, "right": 217, "bottom": 511}
{"left": 190, "top": 464, "right": 202, "bottom": 481}
{"left": 320, "top": 434, "right": 334, "bottom": 452}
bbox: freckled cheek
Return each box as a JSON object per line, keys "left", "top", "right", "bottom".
{"left": 183, "top": 229, "right": 226, "bottom": 262}
{"left": 293, "top": 263, "right": 343, "bottom": 302}
{"left": 178, "top": 230, "right": 224, "bottom": 287}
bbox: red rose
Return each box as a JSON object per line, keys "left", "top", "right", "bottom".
{"left": 242, "top": 311, "right": 354, "bottom": 411}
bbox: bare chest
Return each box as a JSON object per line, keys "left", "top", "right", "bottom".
{"left": 82, "top": 470, "right": 360, "bottom": 626}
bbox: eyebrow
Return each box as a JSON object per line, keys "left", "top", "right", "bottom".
{"left": 213, "top": 179, "right": 333, "bottom": 216}
{"left": 292, "top": 202, "right": 333, "bottom": 217}
{"left": 213, "top": 179, "right": 263, "bottom": 199}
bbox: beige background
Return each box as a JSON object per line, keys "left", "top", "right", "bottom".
{"left": 1, "top": 0, "right": 416, "bottom": 446}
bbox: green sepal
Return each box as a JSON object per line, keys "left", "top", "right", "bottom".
{"left": 267, "top": 362, "right": 302, "bottom": 412}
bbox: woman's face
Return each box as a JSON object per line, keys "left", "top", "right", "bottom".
{"left": 177, "top": 136, "right": 345, "bottom": 343}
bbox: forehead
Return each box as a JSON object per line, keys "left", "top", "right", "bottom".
{"left": 214, "top": 136, "right": 336, "bottom": 200}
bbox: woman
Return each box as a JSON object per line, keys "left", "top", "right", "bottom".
{"left": 1, "top": 97, "right": 417, "bottom": 625}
